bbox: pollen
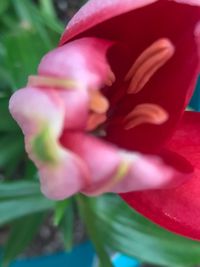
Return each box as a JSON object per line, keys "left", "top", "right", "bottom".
{"left": 124, "top": 103, "right": 169, "bottom": 130}
{"left": 125, "top": 39, "right": 175, "bottom": 94}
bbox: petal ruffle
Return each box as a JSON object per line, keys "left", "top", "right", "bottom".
{"left": 120, "top": 111, "right": 200, "bottom": 240}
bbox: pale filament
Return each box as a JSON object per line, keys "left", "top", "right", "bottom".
{"left": 28, "top": 75, "right": 81, "bottom": 89}
{"left": 124, "top": 103, "right": 169, "bottom": 130}
{"left": 125, "top": 39, "right": 175, "bottom": 94}
{"left": 105, "top": 70, "right": 116, "bottom": 87}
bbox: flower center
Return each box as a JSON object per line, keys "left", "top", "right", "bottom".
{"left": 104, "top": 38, "right": 174, "bottom": 131}
{"left": 29, "top": 38, "right": 175, "bottom": 133}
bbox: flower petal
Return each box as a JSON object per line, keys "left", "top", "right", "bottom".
{"left": 60, "top": 0, "right": 200, "bottom": 45}
{"left": 60, "top": 131, "right": 186, "bottom": 196}
{"left": 9, "top": 87, "right": 89, "bottom": 200}
{"left": 39, "top": 37, "right": 114, "bottom": 90}
{"left": 120, "top": 111, "right": 200, "bottom": 240}
{"left": 39, "top": 150, "right": 90, "bottom": 200}
{"left": 9, "top": 87, "right": 64, "bottom": 137}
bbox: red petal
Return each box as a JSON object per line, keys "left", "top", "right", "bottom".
{"left": 120, "top": 111, "right": 200, "bottom": 240}
{"left": 60, "top": 0, "right": 200, "bottom": 45}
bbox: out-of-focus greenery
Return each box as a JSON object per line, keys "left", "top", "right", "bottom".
{"left": 1, "top": 1, "right": 200, "bottom": 267}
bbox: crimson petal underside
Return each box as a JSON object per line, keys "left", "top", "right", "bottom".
{"left": 120, "top": 111, "right": 200, "bottom": 240}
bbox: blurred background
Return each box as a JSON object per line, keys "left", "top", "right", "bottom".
{"left": 1, "top": 1, "right": 200, "bottom": 267}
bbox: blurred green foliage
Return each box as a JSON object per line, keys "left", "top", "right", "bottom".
{"left": 1, "top": 1, "right": 200, "bottom": 267}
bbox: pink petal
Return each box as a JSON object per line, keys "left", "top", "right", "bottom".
{"left": 58, "top": 89, "right": 89, "bottom": 130}
{"left": 9, "top": 87, "right": 90, "bottom": 200}
{"left": 9, "top": 87, "right": 64, "bottom": 137}
{"left": 39, "top": 37, "right": 114, "bottom": 90}
{"left": 112, "top": 152, "right": 188, "bottom": 193}
{"left": 60, "top": 131, "right": 186, "bottom": 196}
{"left": 39, "top": 151, "right": 90, "bottom": 200}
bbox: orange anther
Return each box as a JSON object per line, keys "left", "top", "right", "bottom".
{"left": 125, "top": 39, "right": 175, "bottom": 94}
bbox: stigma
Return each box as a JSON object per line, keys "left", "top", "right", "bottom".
{"left": 125, "top": 38, "right": 175, "bottom": 94}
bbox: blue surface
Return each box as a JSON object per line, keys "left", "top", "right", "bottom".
{"left": 113, "top": 254, "right": 140, "bottom": 267}
{"left": 190, "top": 77, "right": 200, "bottom": 111}
{"left": 9, "top": 242, "right": 95, "bottom": 267}
{"left": 1, "top": 242, "right": 141, "bottom": 267}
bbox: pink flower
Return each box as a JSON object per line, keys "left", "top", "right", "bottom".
{"left": 9, "top": 0, "right": 200, "bottom": 239}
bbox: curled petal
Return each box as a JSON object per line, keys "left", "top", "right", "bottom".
{"left": 38, "top": 38, "right": 114, "bottom": 90}
{"left": 112, "top": 152, "right": 188, "bottom": 193}
{"left": 9, "top": 87, "right": 90, "bottom": 200}
{"left": 58, "top": 89, "right": 90, "bottom": 130}
{"left": 60, "top": 132, "right": 186, "bottom": 196}
{"left": 60, "top": 131, "right": 120, "bottom": 189}
{"left": 39, "top": 150, "right": 90, "bottom": 200}
{"left": 9, "top": 87, "right": 64, "bottom": 137}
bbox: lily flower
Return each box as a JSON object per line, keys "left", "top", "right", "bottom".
{"left": 9, "top": 0, "right": 200, "bottom": 239}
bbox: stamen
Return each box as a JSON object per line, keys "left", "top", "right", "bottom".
{"left": 105, "top": 70, "right": 116, "bottom": 87}
{"left": 89, "top": 90, "right": 109, "bottom": 114}
{"left": 28, "top": 75, "right": 82, "bottom": 89}
{"left": 124, "top": 103, "right": 169, "bottom": 130}
{"left": 86, "top": 113, "right": 107, "bottom": 131}
{"left": 125, "top": 39, "right": 175, "bottom": 94}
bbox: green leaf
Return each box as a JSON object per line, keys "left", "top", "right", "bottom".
{"left": 39, "top": 0, "right": 57, "bottom": 18}
{"left": 2, "top": 213, "right": 45, "bottom": 267}
{"left": 77, "top": 195, "right": 113, "bottom": 267}
{"left": 0, "top": 133, "right": 24, "bottom": 168}
{"left": 89, "top": 195, "right": 200, "bottom": 267}
{"left": 54, "top": 199, "right": 70, "bottom": 226}
{"left": 0, "top": 97, "right": 19, "bottom": 132}
{"left": 0, "top": 0, "right": 10, "bottom": 15}
{"left": 0, "top": 181, "right": 40, "bottom": 199}
{"left": 0, "top": 196, "right": 53, "bottom": 226}
{"left": 58, "top": 199, "right": 74, "bottom": 251}
{"left": 11, "top": 0, "right": 53, "bottom": 49}
{"left": 1, "top": 29, "right": 48, "bottom": 89}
